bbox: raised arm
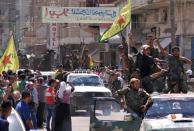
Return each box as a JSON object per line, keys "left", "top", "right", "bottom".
{"left": 180, "top": 56, "right": 192, "bottom": 65}
{"left": 128, "top": 33, "right": 139, "bottom": 54}
{"left": 155, "top": 38, "right": 166, "bottom": 55}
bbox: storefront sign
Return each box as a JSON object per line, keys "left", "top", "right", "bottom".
{"left": 42, "top": 6, "right": 119, "bottom": 23}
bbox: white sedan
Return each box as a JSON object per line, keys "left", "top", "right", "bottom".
{"left": 140, "top": 94, "right": 194, "bottom": 131}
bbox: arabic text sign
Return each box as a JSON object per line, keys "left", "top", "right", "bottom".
{"left": 42, "top": 6, "right": 119, "bottom": 23}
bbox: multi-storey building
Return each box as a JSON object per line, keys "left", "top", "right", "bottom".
{"left": 131, "top": 0, "right": 194, "bottom": 64}
{"left": 0, "top": 0, "right": 16, "bottom": 54}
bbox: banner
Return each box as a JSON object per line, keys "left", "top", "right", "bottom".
{"left": 0, "top": 36, "right": 19, "bottom": 73}
{"left": 42, "top": 6, "right": 119, "bottom": 23}
{"left": 99, "top": 0, "right": 131, "bottom": 42}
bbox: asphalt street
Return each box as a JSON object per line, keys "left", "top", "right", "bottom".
{"left": 72, "top": 111, "right": 90, "bottom": 131}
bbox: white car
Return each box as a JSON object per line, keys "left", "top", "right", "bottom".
{"left": 67, "top": 72, "right": 112, "bottom": 114}
{"left": 40, "top": 71, "right": 56, "bottom": 79}
{"left": 140, "top": 94, "right": 194, "bottom": 131}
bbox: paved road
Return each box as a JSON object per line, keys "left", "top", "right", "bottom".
{"left": 72, "top": 111, "right": 90, "bottom": 131}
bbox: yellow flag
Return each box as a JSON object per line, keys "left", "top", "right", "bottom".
{"left": 0, "top": 36, "right": 19, "bottom": 73}
{"left": 99, "top": 0, "right": 131, "bottom": 42}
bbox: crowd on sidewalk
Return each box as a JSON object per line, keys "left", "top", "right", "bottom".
{"left": 0, "top": 68, "right": 73, "bottom": 131}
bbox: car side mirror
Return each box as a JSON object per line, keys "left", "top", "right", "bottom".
{"left": 124, "top": 113, "right": 138, "bottom": 121}
{"left": 124, "top": 113, "right": 133, "bottom": 121}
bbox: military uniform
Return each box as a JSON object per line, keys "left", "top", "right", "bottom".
{"left": 110, "top": 78, "right": 122, "bottom": 97}
{"left": 116, "top": 87, "right": 152, "bottom": 117}
{"left": 164, "top": 55, "right": 188, "bottom": 93}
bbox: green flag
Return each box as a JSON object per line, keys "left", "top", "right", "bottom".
{"left": 99, "top": 0, "right": 131, "bottom": 42}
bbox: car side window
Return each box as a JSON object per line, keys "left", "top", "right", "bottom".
{"left": 95, "top": 100, "right": 127, "bottom": 121}
{"left": 172, "top": 102, "right": 181, "bottom": 110}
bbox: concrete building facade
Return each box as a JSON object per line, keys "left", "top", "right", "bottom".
{"left": 131, "top": 0, "right": 194, "bottom": 62}
{"left": 0, "top": 0, "right": 16, "bottom": 54}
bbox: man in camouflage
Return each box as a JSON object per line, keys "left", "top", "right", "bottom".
{"left": 115, "top": 78, "right": 153, "bottom": 118}
{"left": 108, "top": 72, "right": 122, "bottom": 100}
{"left": 163, "top": 46, "right": 192, "bottom": 93}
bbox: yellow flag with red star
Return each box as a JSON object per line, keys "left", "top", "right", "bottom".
{"left": 99, "top": 0, "right": 131, "bottom": 42}
{"left": 0, "top": 35, "right": 19, "bottom": 73}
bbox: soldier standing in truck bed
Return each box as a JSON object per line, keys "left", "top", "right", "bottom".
{"left": 115, "top": 78, "right": 153, "bottom": 118}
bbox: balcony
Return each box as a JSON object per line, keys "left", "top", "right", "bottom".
{"left": 132, "top": 0, "right": 169, "bottom": 14}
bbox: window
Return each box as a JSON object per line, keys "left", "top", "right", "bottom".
{"left": 95, "top": 100, "right": 127, "bottom": 121}
{"left": 145, "top": 99, "right": 194, "bottom": 118}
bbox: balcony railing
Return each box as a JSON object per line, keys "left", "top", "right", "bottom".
{"left": 131, "top": 0, "right": 162, "bottom": 9}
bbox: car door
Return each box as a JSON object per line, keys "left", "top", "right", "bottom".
{"left": 90, "top": 98, "right": 142, "bottom": 131}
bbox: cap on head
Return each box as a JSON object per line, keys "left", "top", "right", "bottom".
{"left": 133, "top": 68, "right": 140, "bottom": 73}
{"left": 37, "top": 76, "right": 44, "bottom": 80}
{"left": 130, "top": 78, "right": 140, "bottom": 85}
{"left": 141, "top": 44, "right": 150, "bottom": 50}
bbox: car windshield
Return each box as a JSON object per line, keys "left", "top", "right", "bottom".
{"left": 69, "top": 75, "right": 103, "bottom": 86}
{"left": 145, "top": 98, "right": 194, "bottom": 118}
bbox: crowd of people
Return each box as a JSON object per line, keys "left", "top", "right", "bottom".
{"left": 97, "top": 33, "right": 193, "bottom": 117}
{"left": 0, "top": 33, "right": 193, "bottom": 131}
{"left": 0, "top": 68, "right": 74, "bottom": 131}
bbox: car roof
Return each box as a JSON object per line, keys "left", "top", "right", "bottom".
{"left": 152, "top": 93, "right": 194, "bottom": 100}
{"left": 40, "top": 71, "right": 55, "bottom": 74}
{"left": 68, "top": 73, "right": 98, "bottom": 76}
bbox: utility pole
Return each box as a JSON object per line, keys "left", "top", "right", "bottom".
{"left": 170, "top": 0, "right": 176, "bottom": 47}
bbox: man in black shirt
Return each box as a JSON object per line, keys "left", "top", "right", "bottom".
{"left": 134, "top": 45, "right": 166, "bottom": 93}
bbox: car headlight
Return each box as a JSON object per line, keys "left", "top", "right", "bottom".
{"left": 104, "top": 92, "right": 112, "bottom": 97}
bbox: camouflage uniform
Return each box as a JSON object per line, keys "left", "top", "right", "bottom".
{"left": 116, "top": 87, "right": 152, "bottom": 117}
{"left": 165, "top": 55, "right": 188, "bottom": 93}
{"left": 110, "top": 78, "right": 122, "bottom": 97}
{"left": 141, "top": 76, "right": 154, "bottom": 94}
